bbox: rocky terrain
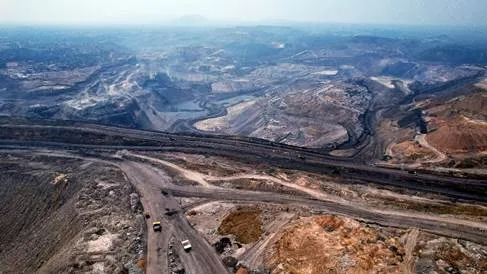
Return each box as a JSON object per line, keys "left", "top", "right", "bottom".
{"left": 1, "top": 26, "right": 486, "bottom": 154}
{"left": 157, "top": 152, "right": 487, "bottom": 274}
{"left": 0, "top": 152, "right": 145, "bottom": 273}
{"left": 194, "top": 80, "right": 369, "bottom": 148}
{"left": 379, "top": 78, "right": 487, "bottom": 174}
{"left": 1, "top": 24, "right": 487, "bottom": 274}
{"left": 0, "top": 119, "right": 485, "bottom": 273}
{"left": 267, "top": 215, "right": 487, "bottom": 274}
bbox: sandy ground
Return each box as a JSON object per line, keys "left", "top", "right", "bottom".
{"left": 402, "top": 228, "right": 420, "bottom": 274}
{"left": 194, "top": 100, "right": 256, "bottom": 132}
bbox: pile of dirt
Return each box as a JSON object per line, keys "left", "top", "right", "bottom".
{"left": 266, "top": 215, "right": 404, "bottom": 274}
{"left": 218, "top": 208, "right": 263, "bottom": 244}
{"left": 390, "top": 140, "right": 436, "bottom": 163}
{"left": 426, "top": 116, "right": 487, "bottom": 154}
{"left": 438, "top": 89, "right": 487, "bottom": 117}
{"left": 236, "top": 267, "right": 250, "bottom": 274}
{"left": 212, "top": 178, "right": 306, "bottom": 196}
{"left": 0, "top": 165, "right": 83, "bottom": 273}
{"left": 421, "top": 89, "right": 487, "bottom": 155}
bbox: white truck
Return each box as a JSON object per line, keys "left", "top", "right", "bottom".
{"left": 181, "top": 240, "right": 192, "bottom": 252}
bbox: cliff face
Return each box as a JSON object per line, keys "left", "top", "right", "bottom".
{"left": 0, "top": 154, "right": 145, "bottom": 273}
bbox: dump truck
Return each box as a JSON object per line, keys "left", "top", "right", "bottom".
{"left": 152, "top": 221, "right": 162, "bottom": 232}
{"left": 181, "top": 240, "right": 192, "bottom": 252}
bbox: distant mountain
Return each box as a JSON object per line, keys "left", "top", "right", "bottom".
{"left": 171, "top": 15, "right": 210, "bottom": 26}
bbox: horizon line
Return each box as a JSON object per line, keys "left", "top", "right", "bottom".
{"left": 1, "top": 20, "right": 487, "bottom": 30}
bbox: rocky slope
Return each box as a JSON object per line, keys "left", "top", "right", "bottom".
{"left": 0, "top": 153, "right": 145, "bottom": 273}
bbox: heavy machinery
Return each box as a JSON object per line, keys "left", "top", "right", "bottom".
{"left": 152, "top": 221, "right": 162, "bottom": 232}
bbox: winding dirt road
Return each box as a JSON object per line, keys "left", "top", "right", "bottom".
{"left": 415, "top": 134, "right": 447, "bottom": 164}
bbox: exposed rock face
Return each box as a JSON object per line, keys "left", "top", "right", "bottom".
{"left": 266, "top": 215, "right": 404, "bottom": 274}
{"left": 0, "top": 154, "right": 145, "bottom": 273}
{"left": 382, "top": 85, "right": 487, "bottom": 170}
{"left": 266, "top": 215, "right": 487, "bottom": 274}
{"left": 195, "top": 81, "right": 370, "bottom": 148}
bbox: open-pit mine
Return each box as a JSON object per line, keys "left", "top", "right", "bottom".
{"left": 0, "top": 24, "right": 487, "bottom": 274}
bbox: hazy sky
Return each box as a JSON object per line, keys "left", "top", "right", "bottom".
{"left": 1, "top": 0, "right": 486, "bottom": 26}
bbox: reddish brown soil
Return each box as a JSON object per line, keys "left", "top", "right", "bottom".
{"left": 218, "top": 208, "right": 263, "bottom": 244}
{"left": 391, "top": 140, "right": 436, "bottom": 162}
{"left": 426, "top": 117, "right": 487, "bottom": 154}
{"left": 267, "top": 215, "right": 404, "bottom": 274}
{"left": 421, "top": 89, "right": 487, "bottom": 155}
{"left": 236, "top": 267, "right": 249, "bottom": 274}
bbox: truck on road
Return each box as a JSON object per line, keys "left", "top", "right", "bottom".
{"left": 181, "top": 240, "right": 192, "bottom": 252}
{"left": 152, "top": 221, "right": 162, "bottom": 232}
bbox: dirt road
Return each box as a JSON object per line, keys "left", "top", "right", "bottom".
{"left": 415, "top": 134, "right": 447, "bottom": 163}
{"left": 1, "top": 120, "right": 487, "bottom": 272}
{"left": 25, "top": 149, "right": 487, "bottom": 248}
{"left": 120, "top": 162, "right": 173, "bottom": 274}
{"left": 121, "top": 151, "right": 211, "bottom": 187}
{"left": 21, "top": 150, "right": 227, "bottom": 274}
{"left": 119, "top": 161, "right": 227, "bottom": 274}
{"left": 122, "top": 152, "right": 487, "bottom": 238}
{"left": 164, "top": 185, "right": 487, "bottom": 245}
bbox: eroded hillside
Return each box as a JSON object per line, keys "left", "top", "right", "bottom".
{"left": 379, "top": 79, "right": 487, "bottom": 175}
{"left": 0, "top": 153, "right": 145, "bottom": 273}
